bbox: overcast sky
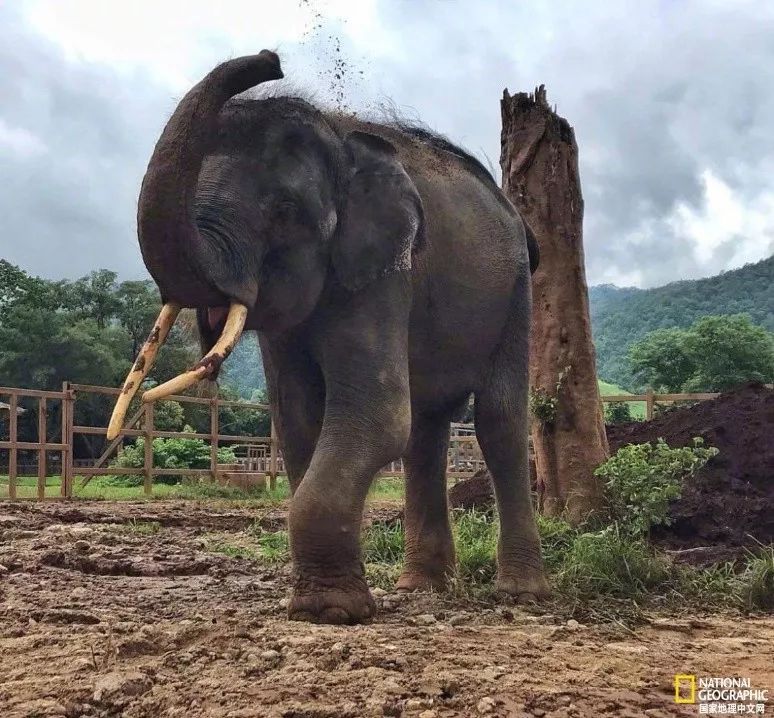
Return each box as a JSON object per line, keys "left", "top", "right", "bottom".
{"left": 1, "top": 0, "right": 773, "bottom": 288}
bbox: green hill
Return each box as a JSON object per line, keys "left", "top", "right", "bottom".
{"left": 590, "top": 255, "right": 774, "bottom": 390}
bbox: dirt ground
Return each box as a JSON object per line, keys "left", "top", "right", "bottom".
{"left": 1, "top": 500, "right": 772, "bottom": 718}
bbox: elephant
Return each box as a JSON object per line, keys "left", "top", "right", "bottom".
{"left": 107, "top": 50, "right": 550, "bottom": 624}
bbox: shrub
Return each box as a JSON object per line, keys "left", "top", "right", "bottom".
{"left": 604, "top": 402, "right": 633, "bottom": 425}
{"left": 595, "top": 438, "right": 717, "bottom": 536}
{"left": 109, "top": 429, "right": 236, "bottom": 485}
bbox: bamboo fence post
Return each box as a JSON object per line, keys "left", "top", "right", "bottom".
{"left": 210, "top": 398, "right": 219, "bottom": 483}
{"left": 8, "top": 393, "right": 18, "bottom": 500}
{"left": 61, "top": 382, "right": 74, "bottom": 497}
{"left": 143, "top": 403, "right": 154, "bottom": 495}
{"left": 37, "top": 397, "right": 47, "bottom": 500}
{"left": 269, "top": 420, "right": 278, "bottom": 491}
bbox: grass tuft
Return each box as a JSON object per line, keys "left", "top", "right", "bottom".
{"left": 554, "top": 526, "right": 671, "bottom": 599}
{"left": 740, "top": 546, "right": 774, "bottom": 610}
{"left": 363, "top": 520, "right": 404, "bottom": 564}
{"left": 453, "top": 509, "right": 497, "bottom": 587}
{"left": 123, "top": 519, "right": 161, "bottom": 535}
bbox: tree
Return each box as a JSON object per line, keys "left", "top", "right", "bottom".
{"left": 627, "top": 327, "right": 694, "bottom": 392}
{"left": 629, "top": 314, "right": 774, "bottom": 392}
{"left": 64, "top": 270, "right": 120, "bottom": 329}
{"left": 590, "top": 255, "right": 774, "bottom": 390}
{"left": 115, "top": 280, "right": 160, "bottom": 355}
{"left": 500, "top": 85, "right": 608, "bottom": 524}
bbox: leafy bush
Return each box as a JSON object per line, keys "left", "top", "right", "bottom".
{"left": 595, "top": 438, "right": 717, "bottom": 535}
{"left": 604, "top": 402, "right": 633, "bottom": 425}
{"left": 109, "top": 429, "right": 236, "bottom": 485}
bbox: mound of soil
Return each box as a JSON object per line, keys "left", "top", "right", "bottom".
{"left": 448, "top": 468, "right": 496, "bottom": 511}
{"left": 607, "top": 382, "right": 773, "bottom": 549}
{"left": 449, "top": 383, "right": 774, "bottom": 551}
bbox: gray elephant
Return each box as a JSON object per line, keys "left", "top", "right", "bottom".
{"left": 108, "top": 50, "right": 549, "bottom": 624}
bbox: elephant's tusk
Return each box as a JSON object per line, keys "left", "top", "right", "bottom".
{"left": 142, "top": 302, "right": 248, "bottom": 403}
{"left": 106, "top": 302, "right": 181, "bottom": 440}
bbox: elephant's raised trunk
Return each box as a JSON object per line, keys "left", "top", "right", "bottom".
{"left": 138, "top": 51, "right": 283, "bottom": 306}
{"left": 106, "top": 52, "right": 282, "bottom": 438}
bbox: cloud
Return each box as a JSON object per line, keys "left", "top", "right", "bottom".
{"left": 1, "top": 0, "right": 773, "bottom": 288}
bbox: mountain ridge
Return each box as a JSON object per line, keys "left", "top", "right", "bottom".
{"left": 590, "top": 255, "right": 774, "bottom": 390}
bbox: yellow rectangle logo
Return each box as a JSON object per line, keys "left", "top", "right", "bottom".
{"left": 674, "top": 674, "right": 696, "bottom": 704}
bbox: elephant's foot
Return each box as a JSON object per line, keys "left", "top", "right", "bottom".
{"left": 289, "top": 569, "right": 376, "bottom": 625}
{"left": 395, "top": 567, "right": 450, "bottom": 592}
{"left": 495, "top": 570, "right": 551, "bottom": 604}
{"left": 396, "top": 532, "right": 455, "bottom": 592}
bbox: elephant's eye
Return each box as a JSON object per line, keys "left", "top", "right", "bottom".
{"left": 274, "top": 199, "right": 297, "bottom": 219}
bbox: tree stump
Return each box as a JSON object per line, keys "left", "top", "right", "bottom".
{"left": 500, "top": 85, "right": 608, "bottom": 524}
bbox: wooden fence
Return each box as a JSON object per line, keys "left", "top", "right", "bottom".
{"left": 0, "top": 382, "right": 277, "bottom": 500}
{"left": 1, "top": 383, "right": 721, "bottom": 500}
{"left": 600, "top": 389, "right": 718, "bottom": 420}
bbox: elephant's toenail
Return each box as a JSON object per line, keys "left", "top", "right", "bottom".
{"left": 289, "top": 610, "right": 319, "bottom": 623}
{"left": 319, "top": 607, "right": 351, "bottom": 624}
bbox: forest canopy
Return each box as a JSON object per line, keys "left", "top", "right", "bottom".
{"left": 591, "top": 255, "right": 774, "bottom": 390}
{"left": 0, "top": 261, "right": 268, "bottom": 454}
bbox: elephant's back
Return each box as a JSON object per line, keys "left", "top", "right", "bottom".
{"left": 328, "top": 112, "right": 531, "bottom": 386}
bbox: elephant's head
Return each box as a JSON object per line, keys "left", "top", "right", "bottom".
{"left": 107, "top": 51, "right": 423, "bottom": 438}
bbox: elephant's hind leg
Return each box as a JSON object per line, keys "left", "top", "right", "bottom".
{"left": 474, "top": 297, "right": 550, "bottom": 602}
{"left": 396, "top": 410, "right": 456, "bottom": 591}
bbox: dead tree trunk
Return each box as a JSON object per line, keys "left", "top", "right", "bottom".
{"left": 500, "top": 85, "right": 608, "bottom": 524}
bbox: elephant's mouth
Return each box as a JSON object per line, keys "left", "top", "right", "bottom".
{"left": 105, "top": 301, "right": 248, "bottom": 440}
{"left": 206, "top": 306, "right": 230, "bottom": 332}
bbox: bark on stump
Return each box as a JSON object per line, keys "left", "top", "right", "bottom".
{"left": 500, "top": 85, "right": 608, "bottom": 524}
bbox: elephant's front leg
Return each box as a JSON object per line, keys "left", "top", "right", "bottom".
{"left": 287, "top": 373, "right": 410, "bottom": 624}
{"left": 287, "top": 281, "right": 411, "bottom": 624}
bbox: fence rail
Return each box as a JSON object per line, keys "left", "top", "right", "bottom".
{"left": 2, "top": 384, "right": 723, "bottom": 500}
{"left": 600, "top": 388, "right": 719, "bottom": 420}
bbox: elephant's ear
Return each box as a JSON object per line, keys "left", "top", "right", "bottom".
{"left": 332, "top": 130, "right": 424, "bottom": 291}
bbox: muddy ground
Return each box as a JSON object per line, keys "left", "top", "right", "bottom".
{"left": 1, "top": 500, "right": 772, "bottom": 718}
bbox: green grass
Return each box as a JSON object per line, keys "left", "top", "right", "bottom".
{"left": 122, "top": 519, "right": 161, "bottom": 535}
{"left": 740, "top": 546, "right": 774, "bottom": 610}
{"left": 356, "top": 510, "right": 773, "bottom": 616}
{"left": 0, "top": 474, "right": 291, "bottom": 503}
{"left": 1, "top": 474, "right": 404, "bottom": 503}
{"left": 598, "top": 379, "right": 646, "bottom": 420}
{"left": 368, "top": 476, "right": 405, "bottom": 501}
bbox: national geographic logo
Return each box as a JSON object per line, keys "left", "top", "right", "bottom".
{"left": 674, "top": 675, "right": 769, "bottom": 713}
{"left": 675, "top": 675, "right": 697, "bottom": 704}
